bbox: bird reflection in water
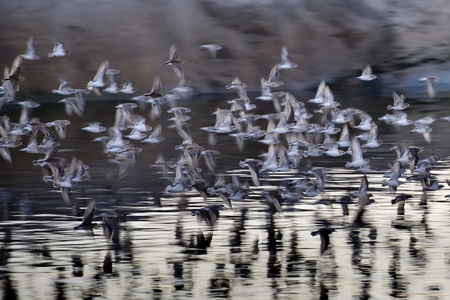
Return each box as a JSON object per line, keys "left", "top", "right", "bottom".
{"left": 348, "top": 228, "right": 377, "bottom": 299}
{"left": 389, "top": 247, "right": 408, "bottom": 298}
{"left": 286, "top": 231, "right": 304, "bottom": 285}
{"left": 208, "top": 262, "right": 231, "bottom": 298}
{"left": 102, "top": 251, "right": 113, "bottom": 274}
{"left": 72, "top": 254, "right": 84, "bottom": 277}
{"left": 229, "top": 208, "right": 254, "bottom": 280}
{"left": 1, "top": 274, "right": 19, "bottom": 300}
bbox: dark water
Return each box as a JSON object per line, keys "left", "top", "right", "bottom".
{"left": 1, "top": 88, "right": 450, "bottom": 300}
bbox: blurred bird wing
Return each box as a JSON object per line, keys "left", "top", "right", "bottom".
{"left": 93, "top": 61, "right": 109, "bottom": 82}
{"left": 25, "top": 37, "right": 37, "bottom": 54}
{"left": 10, "top": 55, "right": 23, "bottom": 78}
{"left": 150, "top": 76, "right": 162, "bottom": 94}
{"left": 361, "top": 64, "right": 373, "bottom": 76}
{"left": 80, "top": 199, "right": 96, "bottom": 225}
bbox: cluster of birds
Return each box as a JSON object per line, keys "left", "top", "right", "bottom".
{"left": 1, "top": 36, "right": 449, "bottom": 255}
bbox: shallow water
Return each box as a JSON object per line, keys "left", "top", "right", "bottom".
{"left": 1, "top": 88, "right": 450, "bottom": 300}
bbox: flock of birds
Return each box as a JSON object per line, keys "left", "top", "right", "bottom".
{"left": 1, "top": 36, "right": 449, "bottom": 255}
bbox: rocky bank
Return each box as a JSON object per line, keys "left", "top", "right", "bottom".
{"left": 1, "top": 0, "right": 450, "bottom": 97}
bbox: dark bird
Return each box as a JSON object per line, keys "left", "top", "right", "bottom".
{"left": 191, "top": 205, "right": 224, "bottom": 227}
{"left": 311, "top": 228, "right": 336, "bottom": 255}
{"left": 144, "top": 76, "right": 165, "bottom": 100}
{"left": 3, "top": 55, "right": 24, "bottom": 84}
{"left": 391, "top": 194, "right": 413, "bottom": 205}
{"left": 391, "top": 194, "right": 412, "bottom": 216}
{"left": 74, "top": 199, "right": 97, "bottom": 230}
{"left": 191, "top": 180, "right": 213, "bottom": 200}
{"left": 239, "top": 158, "right": 261, "bottom": 186}
{"left": 263, "top": 189, "right": 284, "bottom": 213}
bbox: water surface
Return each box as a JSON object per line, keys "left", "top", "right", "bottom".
{"left": 1, "top": 88, "right": 450, "bottom": 299}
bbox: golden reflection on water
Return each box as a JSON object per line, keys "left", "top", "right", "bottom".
{"left": 1, "top": 93, "right": 450, "bottom": 299}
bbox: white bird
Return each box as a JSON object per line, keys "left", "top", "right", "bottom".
{"left": 337, "top": 124, "right": 351, "bottom": 148}
{"left": 21, "top": 37, "right": 40, "bottom": 60}
{"left": 320, "top": 85, "right": 340, "bottom": 108}
{"left": 48, "top": 40, "right": 71, "bottom": 58}
{"left": 120, "top": 82, "right": 138, "bottom": 94}
{"left": 124, "top": 129, "right": 147, "bottom": 140}
{"left": 356, "top": 64, "right": 376, "bottom": 81}
{"left": 141, "top": 124, "right": 165, "bottom": 144}
{"left": 87, "top": 61, "right": 110, "bottom": 91}
{"left": 324, "top": 143, "right": 346, "bottom": 157}
{"left": 17, "top": 100, "right": 40, "bottom": 124}
{"left": 45, "top": 119, "right": 71, "bottom": 139}
{"left": 128, "top": 115, "right": 152, "bottom": 132}
{"left": 410, "top": 120, "right": 432, "bottom": 143}
{"left": 256, "top": 77, "right": 274, "bottom": 101}
{"left": 59, "top": 91, "right": 85, "bottom": 117}
{"left": 226, "top": 76, "right": 248, "bottom": 100}
{"left": 200, "top": 44, "right": 222, "bottom": 59}
{"left": 266, "top": 64, "right": 284, "bottom": 88}
{"left": 419, "top": 76, "right": 439, "bottom": 99}
{"left": 391, "top": 111, "right": 414, "bottom": 127}
{"left": 387, "top": 91, "right": 409, "bottom": 111}
{"left": 82, "top": 122, "right": 106, "bottom": 133}
{"left": 309, "top": 80, "right": 327, "bottom": 104}
{"left": 103, "top": 69, "right": 121, "bottom": 94}
{"left": 277, "top": 46, "right": 298, "bottom": 70}
{"left": 382, "top": 161, "right": 403, "bottom": 193}
{"left": 354, "top": 110, "right": 373, "bottom": 131}
{"left": 362, "top": 123, "right": 382, "bottom": 148}
{"left": 345, "top": 137, "right": 367, "bottom": 169}
{"left": 52, "top": 79, "right": 76, "bottom": 95}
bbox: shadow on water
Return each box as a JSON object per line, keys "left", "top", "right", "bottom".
{"left": 1, "top": 88, "right": 450, "bottom": 299}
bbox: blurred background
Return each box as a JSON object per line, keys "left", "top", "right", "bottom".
{"left": 1, "top": 0, "right": 450, "bottom": 97}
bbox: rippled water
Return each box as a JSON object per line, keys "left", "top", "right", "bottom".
{"left": 1, "top": 88, "right": 450, "bottom": 299}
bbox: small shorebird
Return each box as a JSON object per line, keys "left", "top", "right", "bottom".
{"left": 82, "top": 122, "right": 106, "bottom": 133}
{"left": 277, "top": 46, "right": 298, "bottom": 69}
{"left": 21, "top": 37, "right": 40, "bottom": 60}
{"left": 3, "top": 55, "right": 24, "bottom": 84}
{"left": 382, "top": 161, "right": 403, "bottom": 193}
{"left": 87, "top": 61, "right": 110, "bottom": 92}
{"left": 239, "top": 158, "right": 261, "bottom": 186}
{"left": 59, "top": 91, "right": 86, "bottom": 117}
{"left": 48, "top": 40, "right": 71, "bottom": 58}
{"left": 356, "top": 64, "right": 376, "bottom": 81}
{"left": 387, "top": 91, "right": 409, "bottom": 111}
{"left": 52, "top": 79, "right": 77, "bottom": 95}
{"left": 17, "top": 100, "right": 40, "bottom": 124}
{"left": 74, "top": 200, "right": 97, "bottom": 230}
{"left": 346, "top": 137, "right": 367, "bottom": 169}
{"left": 392, "top": 194, "right": 412, "bottom": 205}
{"left": 191, "top": 205, "right": 224, "bottom": 227}
{"left": 165, "top": 44, "right": 185, "bottom": 65}
{"left": 144, "top": 76, "right": 165, "bottom": 100}
{"left": 103, "top": 69, "right": 121, "bottom": 94}
{"left": 419, "top": 76, "right": 439, "bottom": 99}
{"left": 119, "top": 82, "right": 138, "bottom": 94}
{"left": 200, "top": 44, "right": 222, "bottom": 59}
{"left": 266, "top": 64, "right": 284, "bottom": 88}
